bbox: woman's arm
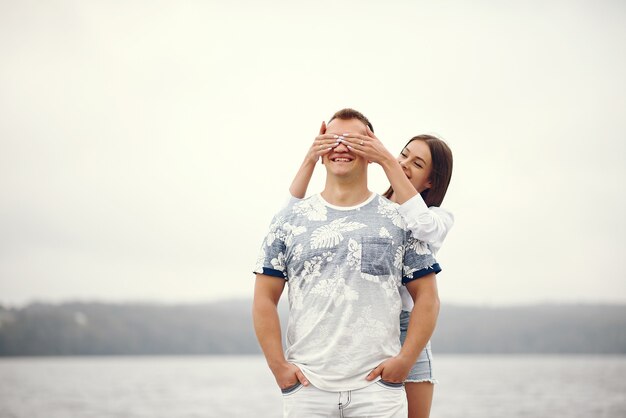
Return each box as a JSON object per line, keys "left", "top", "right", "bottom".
{"left": 288, "top": 121, "right": 340, "bottom": 198}
{"left": 289, "top": 159, "right": 316, "bottom": 199}
{"left": 377, "top": 156, "right": 419, "bottom": 204}
{"left": 398, "top": 198, "right": 454, "bottom": 252}
{"left": 340, "top": 128, "right": 453, "bottom": 248}
{"left": 342, "top": 127, "right": 418, "bottom": 204}
{"left": 377, "top": 156, "right": 454, "bottom": 249}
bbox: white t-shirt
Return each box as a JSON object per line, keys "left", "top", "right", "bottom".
{"left": 254, "top": 193, "right": 441, "bottom": 391}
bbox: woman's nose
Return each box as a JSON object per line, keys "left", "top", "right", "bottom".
{"left": 398, "top": 159, "right": 410, "bottom": 173}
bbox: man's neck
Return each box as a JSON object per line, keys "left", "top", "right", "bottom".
{"left": 320, "top": 177, "right": 371, "bottom": 207}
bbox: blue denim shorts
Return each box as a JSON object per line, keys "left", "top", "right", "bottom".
{"left": 399, "top": 310, "right": 438, "bottom": 384}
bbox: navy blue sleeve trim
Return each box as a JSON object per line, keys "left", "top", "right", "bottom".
{"left": 254, "top": 268, "right": 288, "bottom": 280}
{"left": 402, "top": 263, "right": 442, "bottom": 285}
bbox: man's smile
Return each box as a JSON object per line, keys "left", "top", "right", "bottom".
{"left": 329, "top": 155, "right": 355, "bottom": 163}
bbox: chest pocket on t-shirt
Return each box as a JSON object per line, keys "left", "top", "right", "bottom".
{"left": 361, "top": 237, "right": 393, "bottom": 276}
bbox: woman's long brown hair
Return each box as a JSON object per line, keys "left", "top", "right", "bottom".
{"left": 383, "top": 135, "right": 453, "bottom": 207}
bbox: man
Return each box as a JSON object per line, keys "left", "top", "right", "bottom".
{"left": 253, "top": 108, "right": 441, "bottom": 417}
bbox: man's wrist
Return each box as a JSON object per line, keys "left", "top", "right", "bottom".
{"left": 268, "top": 358, "right": 290, "bottom": 373}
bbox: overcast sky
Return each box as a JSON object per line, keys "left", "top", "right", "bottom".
{"left": 1, "top": 0, "right": 625, "bottom": 307}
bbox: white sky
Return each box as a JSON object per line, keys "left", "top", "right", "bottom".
{"left": 1, "top": 0, "right": 625, "bottom": 307}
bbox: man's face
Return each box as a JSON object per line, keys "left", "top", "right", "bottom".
{"left": 322, "top": 118, "right": 369, "bottom": 178}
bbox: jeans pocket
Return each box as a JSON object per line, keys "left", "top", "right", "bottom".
{"left": 377, "top": 379, "right": 404, "bottom": 389}
{"left": 361, "top": 237, "right": 393, "bottom": 276}
{"left": 281, "top": 382, "right": 303, "bottom": 395}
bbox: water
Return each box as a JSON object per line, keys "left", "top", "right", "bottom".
{"left": 0, "top": 355, "right": 624, "bottom": 418}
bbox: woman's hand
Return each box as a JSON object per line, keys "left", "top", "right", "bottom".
{"left": 303, "top": 121, "right": 341, "bottom": 165}
{"left": 290, "top": 121, "right": 339, "bottom": 199}
{"left": 339, "top": 126, "right": 396, "bottom": 166}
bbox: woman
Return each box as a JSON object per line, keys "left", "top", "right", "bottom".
{"left": 289, "top": 122, "right": 453, "bottom": 418}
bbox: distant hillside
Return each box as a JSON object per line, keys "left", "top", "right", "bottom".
{"left": 0, "top": 301, "right": 624, "bottom": 356}
{"left": 435, "top": 304, "right": 626, "bottom": 354}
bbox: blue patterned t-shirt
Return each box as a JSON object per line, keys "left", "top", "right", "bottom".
{"left": 254, "top": 193, "right": 441, "bottom": 391}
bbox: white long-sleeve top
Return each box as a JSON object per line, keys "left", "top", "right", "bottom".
{"left": 398, "top": 194, "right": 454, "bottom": 311}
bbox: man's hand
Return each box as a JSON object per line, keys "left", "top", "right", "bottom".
{"left": 338, "top": 126, "right": 396, "bottom": 166}
{"left": 365, "top": 355, "right": 413, "bottom": 384}
{"left": 271, "top": 361, "right": 310, "bottom": 389}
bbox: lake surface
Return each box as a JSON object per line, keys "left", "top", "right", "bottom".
{"left": 1, "top": 355, "right": 625, "bottom": 417}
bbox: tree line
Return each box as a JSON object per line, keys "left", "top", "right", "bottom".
{"left": 0, "top": 300, "right": 624, "bottom": 355}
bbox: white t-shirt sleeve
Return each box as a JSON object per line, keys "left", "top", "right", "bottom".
{"left": 397, "top": 194, "right": 454, "bottom": 253}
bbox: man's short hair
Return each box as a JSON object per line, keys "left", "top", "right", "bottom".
{"left": 328, "top": 108, "right": 374, "bottom": 133}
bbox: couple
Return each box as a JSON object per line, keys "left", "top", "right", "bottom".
{"left": 253, "top": 108, "right": 453, "bottom": 417}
